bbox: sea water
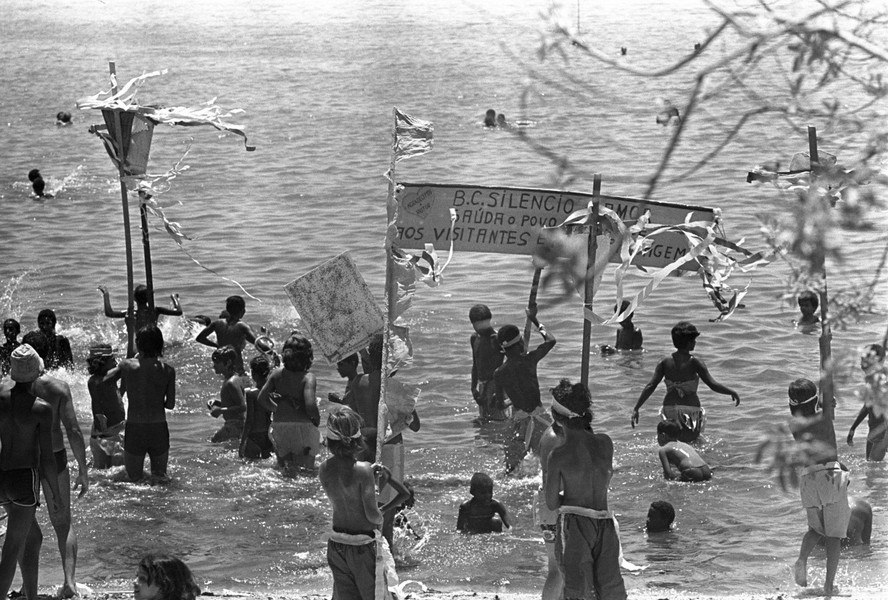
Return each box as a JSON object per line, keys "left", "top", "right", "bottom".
{"left": 1, "top": 0, "right": 886, "bottom": 595}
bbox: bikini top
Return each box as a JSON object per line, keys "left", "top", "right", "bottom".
{"left": 665, "top": 378, "right": 699, "bottom": 398}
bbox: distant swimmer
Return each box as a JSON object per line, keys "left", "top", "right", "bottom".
{"left": 484, "top": 109, "right": 496, "bottom": 127}
{"left": 56, "top": 111, "right": 72, "bottom": 126}
{"left": 28, "top": 169, "right": 54, "bottom": 199}
{"left": 646, "top": 500, "right": 675, "bottom": 533}
{"left": 496, "top": 113, "right": 509, "bottom": 129}
{"left": 656, "top": 106, "right": 681, "bottom": 126}
{"left": 621, "top": 46, "right": 627, "bottom": 55}
{"left": 694, "top": 42, "right": 702, "bottom": 53}
{"left": 796, "top": 290, "right": 820, "bottom": 328}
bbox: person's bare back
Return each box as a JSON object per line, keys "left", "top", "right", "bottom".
{"left": 547, "top": 431, "right": 613, "bottom": 511}
{"left": 319, "top": 456, "right": 382, "bottom": 533}
{"left": 114, "top": 357, "right": 175, "bottom": 423}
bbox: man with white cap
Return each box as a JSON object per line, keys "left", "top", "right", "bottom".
{"left": 19, "top": 331, "right": 87, "bottom": 599}
{"left": 0, "top": 344, "right": 61, "bottom": 600}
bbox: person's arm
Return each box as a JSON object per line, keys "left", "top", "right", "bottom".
{"left": 636, "top": 329, "right": 643, "bottom": 350}
{"left": 58, "top": 337, "right": 74, "bottom": 369}
{"left": 544, "top": 455, "right": 563, "bottom": 511}
{"left": 156, "top": 294, "right": 182, "bottom": 317}
{"left": 470, "top": 335, "right": 479, "bottom": 400}
{"left": 219, "top": 379, "right": 246, "bottom": 419}
{"left": 632, "top": 360, "right": 665, "bottom": 427}
{"left": 98, "top": 286, "right": 125, "bottom": 318}
{"left": 37, "top": 404, "right": 62, "bottom": 513}
{"left": 847, "top": 405, "right": 870, "bottom": 444}
{"left": 495, "top": 500, "right": 511, "bottom": 529}
{"left": 658, "top": 446, "right": 679, "bottom": 480}
{"left": 304, "top": 373, "right": 320, "bottom": 427}
{"left": 359, "top": 464, "right": 383, "bottom": 527}
{"left": 256, "top": 375, "right": 279, "bottom": 412}
{"left": 526, "top": 305, "right": 557, "bottom": 355}
{"left": 240, "top": 390, "right": 256, "bottom": 457}
{"left": 56, "top": 381, "right": 88, "bottom": 496}
{"left": 195, "top": 322, "right": 219, "bottom": 349}
{"left": 239, "top": 322, "right": 257, "bottom": 346}
{"left": 164, "top": 365, "right": 176, "bottom": 410}
{"left": 695, "top": 358, "right": 740, "bottom": 405}
{"left": 377, "top": 469, "right": 411, "bottom": 515}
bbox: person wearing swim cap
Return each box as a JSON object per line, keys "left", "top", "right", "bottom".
{"left": 319, "top": 406, "right": 410, "bottom": 600}
{"left": 493, "top": 303, "right": 556, "bottom": 473}
{"left": 18, "top": 330, "right": 88, "bottom": 599}
{"left": 0, "top": 344, "right": 62, "bottom": 600}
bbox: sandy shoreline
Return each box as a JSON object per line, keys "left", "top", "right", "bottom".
{"left": 52, "top": 583, "right": 886, "bottom": 600}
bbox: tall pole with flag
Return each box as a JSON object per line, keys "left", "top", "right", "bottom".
{"left": 378, "top": 108, "right": 434, "bottom": 462}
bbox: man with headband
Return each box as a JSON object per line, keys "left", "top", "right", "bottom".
{"left": 544, "top": 379, "right": 627, "bottom": 600}
{"left": 0, "top": 344, "right": 62, "bottom": 600}
{"left": 787, "top": 378, "right": 850, "bottom": 596}
{"left": 493, "top": 304, "right": 556, "bottom": 473}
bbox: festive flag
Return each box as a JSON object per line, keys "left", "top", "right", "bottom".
{"left": 394, "top": 108, "right": 433, "bottom": 162}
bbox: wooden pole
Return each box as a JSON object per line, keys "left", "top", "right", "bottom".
{"left": 109, "top": 61, "right": 137, "bottom": 358}
{"left": 808, "top": 126, "right": 835, "bottom": 421}
{"left": 580, "top": 174, "right": 601, "bottom": 389}
{"left": 139, "top": 198, "right": 155, "bottom": 313}
{"left": 522, "top": 268, "right": 542, "bottom": 349}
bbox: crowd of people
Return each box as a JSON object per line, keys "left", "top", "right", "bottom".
{"left": 0, "top": 283, "right": 882, "bottom": 600}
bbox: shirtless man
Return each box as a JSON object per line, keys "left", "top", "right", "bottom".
{"left": 196, "top": 295, "right": 256, "bottom": 375}
{"left": 105, "top": 324, "right": 176, "bottom": 481}
{"left": 656, "top": 420, "right": 712, "bottom": 481}
{"left": 788, "top": 378, "right": 849, "bottom": 596}
{"left": 538, "top": 418, "right": 565, "bottom": 600}
{"left": 545, "top": 379, "right": 627, "bottom": 600}
{"left": 0, "top": 344, "right": 61, "bottom": 600}
{"left": 319, "top": 406, "right": 409, "bottom": 600}
{"left": 20, "top": 331, "right": 88, "bottom": 599}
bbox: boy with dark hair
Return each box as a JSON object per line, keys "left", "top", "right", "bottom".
{"left": 646, "top": 501, "right": 675, "bottom": 533}
{"left": 99, "top": 283, "right": 182, "bottom": 331}
{"left": 494, "top": 305, "right": 556, "bottom": 473}
{"left": 37, "top": 309, "right": 73, "bottom": 370}
{"left": 209, "top": 345, "right": 246, "bottom": 443}
{"left": 456, "top": 472, "right": 511, "bottom": 534}
{"left": 545, "top": 378, "right": 627, "bottom": 600}
{"left": 469, "top": 304, "right": 507, "bottom": 421}
{"left": 86, "top": 343, "right": 126, "bottom": 469}
{"left": 632, "top": 321, "right": 739, "bottom": 442}
{"left": 240, "top": 355, "right": 274, "bottom": 460}
{"left": 787, "top": 378, "right": 849, "bottom": 596}
{"left": 614, "top": 300, "right": 643, "bottom": 351}
{"left": 105, "top": 324, "right": 176, "bottom": 481}
{"left": 797, "top": 290, "right": 820, "bottom": 326}
{"left": 319, "top": 406, "right": 409, "bottom": 600}
{"left": 656, "top": 420, "right": 712, "bottom": 481}
{"left": 196, "top": 295, "right": 257, "bottom": 375}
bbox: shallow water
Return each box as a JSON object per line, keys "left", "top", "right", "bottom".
{"left": 1, "top": 0, "right": 887, "bottom": 595}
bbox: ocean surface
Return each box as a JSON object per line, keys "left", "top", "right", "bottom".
{"left": 1, "top": 0, "right": 886, "bottom": 596}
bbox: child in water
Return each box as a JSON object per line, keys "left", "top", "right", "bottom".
{"left": 469, "top": 303, "right": 507, "bottom": 421}
{"left": 656, "top": 420, "right": 711, "bottom": 481}
{"left": 240, "top": 355, "right": 274, "bottom": 459}
{"left": 456, "top": 472, "right": 511, "bottom": 534}
{"left": 133, "top": 553, "right": 201, "bottom": 600}
{"left": 209, "top": 345, "right": 246, "bottom": 443}
{"left": 601, "top": 300, "right": 643, "bottom": 353}
{"left": 196, "top": 295, "right": 257, "bottom": 375}
{"left": 797, "top": 290, "right": 820, "bottom": 327}
{"left": 0, "top": 318, "right": 21, "bottom": 377}
{"left": 99, "top": 283, "right": 183, "bottom": 331}
{"left": 86, "top": 343, "right": 126, "bottom": 468}
{"left": 646, "top": 500, "right": 675, "bottom": 533}
{"left": 632, "top": 321, "right": 739, "bottom": 442}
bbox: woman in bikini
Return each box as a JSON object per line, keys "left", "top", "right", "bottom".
{"left": 631, "top": 321, "right": 739, "bottom": 442}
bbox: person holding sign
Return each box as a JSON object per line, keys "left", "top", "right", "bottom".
{"left": 494, "top": 305, "right": 556, "bottom": 473}
{"left": 631, "top": 321, "right": 739, "bottom": 442}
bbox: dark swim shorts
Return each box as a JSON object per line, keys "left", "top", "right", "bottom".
{"left": 125, "top": 422, "right": 170, "bottom": 457}
{"left": 0, "top": 467, "right": 40, "bottom": 507}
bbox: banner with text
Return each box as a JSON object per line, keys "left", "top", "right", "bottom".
{"left": 394, "top": 183, "right": 716, "bottom": 269}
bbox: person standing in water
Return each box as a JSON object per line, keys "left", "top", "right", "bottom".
{"left": 99, "top": 284, "right": 182, "bottom": 331}
{"left": 631, "top": 321, "right": 739, "bottom": 442}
